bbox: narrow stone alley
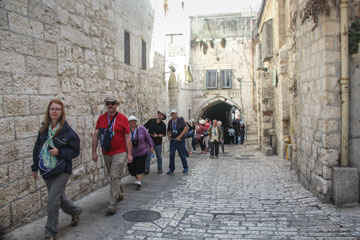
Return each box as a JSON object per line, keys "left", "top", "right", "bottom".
{"left": 4, "top": 145, "right": 360, "bottom": 240}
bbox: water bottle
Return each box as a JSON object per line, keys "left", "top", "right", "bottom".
{"left": 151, "top": 153, "right": 155, "bottom": 158}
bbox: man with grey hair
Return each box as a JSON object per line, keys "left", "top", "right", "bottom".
{"left": 92, "top": 96, "right": 133, "bottom": 215}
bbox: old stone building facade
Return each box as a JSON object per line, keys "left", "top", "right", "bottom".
{"left": 255, "top": 0, "right": 360, "bottom": 203}
{"left": 0, "top": 0, "right": 166, "bottom": 232}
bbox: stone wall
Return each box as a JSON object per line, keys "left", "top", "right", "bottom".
{"left": 0, "top": 0, "right": 166, "bottom": 233}
{"left": 185, "top": 14, "right": 258, "bottom": 143}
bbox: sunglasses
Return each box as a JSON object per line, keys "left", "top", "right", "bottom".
{"left": 106, "top": 102, "right": 116, "bottom": 106}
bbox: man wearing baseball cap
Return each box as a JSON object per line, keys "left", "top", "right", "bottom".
{"left": 143, "top": 110, "right": 167, "bottom": 174}
{"left": 92, "top": 96, "right": 133, "bottom": 215}
{"left": 167, "top": 109, "right": 189, "bottom": 174}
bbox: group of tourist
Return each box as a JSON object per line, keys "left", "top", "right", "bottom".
{"left": 30, "top": 97, "right": 244, "bottom": 239}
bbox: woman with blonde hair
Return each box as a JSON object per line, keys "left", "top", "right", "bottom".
{"left": 32, "top": 99, "right": 82, "bottom": 240}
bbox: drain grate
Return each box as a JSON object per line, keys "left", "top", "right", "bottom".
{"left": 123, "top": 210, "right": 161, "bottom": 222}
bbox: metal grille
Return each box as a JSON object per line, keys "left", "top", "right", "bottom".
{"left": 123, "top": 210, "right": 161, "bottom": 222}
{"left": 124, "top": 31, "right": 130, "bottom": 65}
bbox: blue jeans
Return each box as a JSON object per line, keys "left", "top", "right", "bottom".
{"left": 169, "top": 140, "right": 188, "bottom": 171}
{"left": 145, "top": 144, "right": 163, "bottom": 171}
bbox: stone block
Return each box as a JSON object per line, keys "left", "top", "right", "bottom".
{"left": 14, "top": 137, "right": 37, "bottom": 160}
{"left": 319, "top": 148, "right": 339, "bottom": 167}
{"left": 0, "top": 203, "right": 11, "bottom": 231}
{"left": 38, "top": 76, "right": 59, "bottom": 94}
{"left": 11, "top": 192, "right": 41, "bottom": 224}
{"left": 13, "top": 75, "right": 39, "bottom": 94}
{"left": 320, "top": 106, "right": 340, "bottom": 119}
{"left": 58, "top": 59, "right": 77, "bottom": 76}
{"left": 322, "top": 21, "right": 340, "bottom": 36}
{"left": 323, "top": 166, "right": 332, "bottom": 180}
{"left": 0, "top": 72, "right": 13, "bottom": 94}
{"left": 43, "top": 23, "right": 58, "bottom": 42}
{"left": 72, "top": 45, "right": 84, "bottom": 61}
{"left": 313, "top": 174, "right": 331, "bottom": 195}
{"left": 2, "top": 0, "right": 28, "bottom": 15}
{"left": 60, "top": 25, "right": 92, "bottom": 49}
{"left": 56, "top": 7, "right": 69, "bottom": 24}
{"left": 8, "top": 159, "right": 23, "bottom": 181}
{"left": 29, "top": 19, "right": 44, "bottom": 39}
{"left": 29, "top": 0, "right": 55, "bottom": 25}
{"left": 318, "top": 119, "right": 339, "bottom": 133}
{"left": 34, "top": 39, "right": 57, "bottom": 59}
{"left": 26, "top": 56, "right": 57, "bottom": 76}
{"left": 71, "top": 78, "right": 85, "bottom": 92}
{"left": 84, "top": 49, "right": 96, "bottom": 63}
{"left": 0, "top": 164, "right": 9, "bottom": 185}
{"left": 0, "top": 30, "right": 34, "bottom": 55}
{"left": 322, "top": 133, "right": 340, "bottom": 148}
{"left": 3, "top": 95, "right": 29, "bottom": 116}
{"left": 0, "top": 142, "right": 16, "bottom": 164}
{"left": 0, "top": 50, "right": 26, "bottom": 74}
{"left": 30, "top": 95, "right": 54, "bottom": 114}
{"left": 69, "top": 13, "right": 83, "bottom": 30}
{"left": 15, "top": 116, "right": 39, "bottom": 139}
{"left": 262, "top": 146, "right": 274, "bottom": 156}
{"left": 0, "top": 8, "right": 8, "bottom": 30}
{"left": 8, "top": 12, "right": 32, "bottom": 35}
{"left": 333, "top": 167, "right": 359, "bottom": 207}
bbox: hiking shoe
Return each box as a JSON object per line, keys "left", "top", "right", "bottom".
{"left": 71, "top": 208, "right": 82, "bottom": 227}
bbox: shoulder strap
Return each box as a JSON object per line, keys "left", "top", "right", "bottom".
{"left": 107, "top": 112, "right": 118, "bottom": 129}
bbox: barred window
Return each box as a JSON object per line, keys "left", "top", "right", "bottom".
{"left": 141, "top": 40, "right": 146, "bottom": 70}
{"left": 220, "top": 69, "right": 232, "bottom": 88}
{"left": 124, "top": 31, "right": 130, "bottom": 65}
{"left": 206, "top": 70, "right": 217, "bottom": 89}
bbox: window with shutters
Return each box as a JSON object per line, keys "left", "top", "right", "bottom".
{"left": 141, "top": 40, "right": 146, "bottom": 70}
{"left": 124, "top": 31, "right": 130, "bottom": 65}
{"left": 206, "top": 70, "right": 217, "bottom": 89}
{"left": 220, "top": 69, "right": 232, "bottom": 88}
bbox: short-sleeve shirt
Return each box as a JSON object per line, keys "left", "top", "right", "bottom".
{"left": 167, "top": 117, "right": 186, "bottom": 139}
{"left": 144, "top": 118, "right": 166, "bottom": 146}
{"left": 95, "top": 112, "right": 130, "bottom": 156}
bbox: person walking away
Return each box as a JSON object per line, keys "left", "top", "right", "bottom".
{"left": 217, "top": 121, "right": 225, "bottom": 154}
{"left": 232, "top": 117, "right": 241, "bottom": 144}
{"left": 144, "top": 110, "right": 167, "bottom": 174}
{"left": 185, "top": 121, "right": 194, "bottom": 154}
{"left": 228, "top": 127, "right": 235, "bottom": 144}
{"left": 191, "top": 120, "right": 197, "bottom": 152}
{"left": 208, "top": 119, "right": 223, "bottom": 158}
{"left": 196, "top": 120, "right": 207, "bottom": 155}
{"left": 127, "top": 116, "right": 154, "bottom": 190}
{"left": 203, "top": 118, "right": 211, "bottom": 152}
{"left": 32, "top": 99, "right": 82, "bottom": 240}
{"left": 240, "top": 118, "right": 246, "bottom": 144}
{"left": 92, "top": 96, "right": 133, "bottom": 215}
{"left": 167, "top": 109, "right": 189, "bottom": 174}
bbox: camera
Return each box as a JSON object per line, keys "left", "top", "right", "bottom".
{"left": 132, "top": 140, "right": 138, "bottom": 148}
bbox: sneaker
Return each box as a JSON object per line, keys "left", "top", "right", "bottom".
{"left": 167, "top": 169, "right": 174, "bottom": 175}
{"left": 136, "top": 182, "right": 141, "bottom": 190}
{"left": 183, "top": 168, "right": 188, "bottom": 173}
{"left": 209, "top": 156, "right": 214, "bottom": 159}
{"left": 134, "top": 180, "right": 138, "bottom": 185}
{"left": 71, "top": 207, "right": 82, "bottom": 226}
{"left": 157, "top": 170, "right": 163, "bottom": 174}
{"left": 106, "top": 206, "right": 117, "bottom": 215}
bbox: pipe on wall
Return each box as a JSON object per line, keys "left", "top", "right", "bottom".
{"left": 340, "top": 0, "right": 350, "bottom": 167}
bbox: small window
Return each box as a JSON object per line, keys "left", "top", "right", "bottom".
{"left": 220, "top": 69, "right": 232, "bottom": 88}
{"left": 124, "top": 31, "right": 130, "bottom": 65}
{"left": 141, "top": 40, "right": 146, "bottom": 70}
{"left": 206, "top": 70, "right": 217, "bottom": 89}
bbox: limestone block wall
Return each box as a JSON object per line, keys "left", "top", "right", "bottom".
{"left": 349, "top": 0, "right": 360, "bottom": 197}
{"left": 0, "top": 0, "right": 165, "bottom": 232}
{"left": 289, "top": 1, "right": 342, "bottom": 202}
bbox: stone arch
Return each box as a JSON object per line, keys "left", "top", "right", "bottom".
{"left": 196, "top": 96, "right": 242, "bottom": 120}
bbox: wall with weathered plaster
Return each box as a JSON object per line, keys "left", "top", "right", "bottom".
{"left": 0, "top": 0, "right": 166, "bottom": 232}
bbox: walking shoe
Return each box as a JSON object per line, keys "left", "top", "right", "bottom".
{"left": 71, "top": 207, "right": 82, "bottom": 226}
{"left": 144, "top": 170, "right": 149, "bottom": 175}
{"left": 136, "top": 182, "right": 141, "bottom": 190}
{"left": 167, "top": 169, "right": 174, "bottom": 175}
{"left": 157, "top": 170, "right": 163, "bottom": 174}
{"left": 183, "top": 168, "right": 188, "bottom": 173}
{"left": 134, "top": 180, "right": 138, "bottom": 185}
{"left": 209, "top": 155, "right": 214, "bottom": 159}
{"left": 106, "top": 206, "right": 117, "bottom": 216}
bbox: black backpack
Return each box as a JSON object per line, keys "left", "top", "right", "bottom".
{"left": 99, "top": 112, "right": 118, "bottom": 151}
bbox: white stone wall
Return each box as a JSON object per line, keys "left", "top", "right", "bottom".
{"left": 0, "top": 0, "right": 165, "bottom": 232}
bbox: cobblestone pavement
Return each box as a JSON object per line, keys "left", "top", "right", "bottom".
{"left": 4, "top": 145, "right": 360, "bottom": 240}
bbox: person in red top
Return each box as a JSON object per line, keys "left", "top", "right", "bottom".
{"left": 92, "top": 96, "right": 133, "bottom": 215}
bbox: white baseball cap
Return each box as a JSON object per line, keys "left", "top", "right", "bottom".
{"left": 128, "top": 115, "right": 138, "bottom": 122}
{"left": 170, "top": 109, "right": 177, "bottom": 114}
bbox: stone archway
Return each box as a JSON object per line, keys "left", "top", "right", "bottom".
{"left": 196, "top": 96, "right": 242, "bottom": 128}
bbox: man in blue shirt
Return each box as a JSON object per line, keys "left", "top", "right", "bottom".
{"left": 167, "top": 109, "right": 189, "bottom": 174}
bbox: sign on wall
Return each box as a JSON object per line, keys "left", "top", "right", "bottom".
{"left": 169, "top": 44, "right": 186, "bottom": 57}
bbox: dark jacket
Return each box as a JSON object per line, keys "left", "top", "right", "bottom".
{"left": 32, "top": 121, "right": 80, "bottom": 178}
